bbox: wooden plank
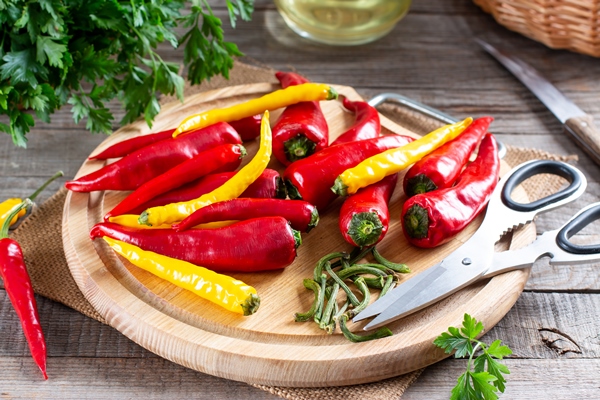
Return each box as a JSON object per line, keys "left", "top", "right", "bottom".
{"left": 403, "top": 358, "right": 600, "bottom": 400}
{"left": 0, "top": 356, "right": 277, "bottom": 399}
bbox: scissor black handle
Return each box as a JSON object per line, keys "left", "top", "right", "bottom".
{"left": 502, "top": 160, "right": 583, "bottom": 212}
{"left": 556, "top": 204, "right": 600, "bottom": 255}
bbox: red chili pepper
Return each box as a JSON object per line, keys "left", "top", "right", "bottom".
{"left": 229, "top": 114, "right": 262, "bottom": 142}
{"left": 124, "top": 169, "right": 286, "bottom": 216}
{"left": 90, "top": 217, "right": 302, "bottom": 273}
{"left": 172, "top": 198, "right": 319, "bottom": 233}
{"left": 403, "top": 117, "right": 493, "bottom": 197}
{"left": 331, "top": 98, "right": 380, "bottom": 145}
{"left": 66, "top": 122, "right": 242, "bottom": 192}
{"left": 283, "top": 134, "right": 414, "bottom": 211}
{"left": 105, "top": 144, "right": 246, "bottom": 219}
{"left": 272, "top": 71, "right": 329, "bottom": 166}
{"left": 88, "top": 128, "right": 175, "bottom": 160}
{"left": 401, "top": 133, "right": 500, "bottom": 248}
{"left": 339, "top": 174, "right": 397, "bottom": 248}
{"left": 0, "top": 199, "right": 47, "bottom": 379}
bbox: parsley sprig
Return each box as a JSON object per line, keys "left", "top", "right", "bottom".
{"left": 0, "top": 0, "right": 254, "bottom": 147}
{"left": 434, "top": 313, "right": 513, "bottom": 400}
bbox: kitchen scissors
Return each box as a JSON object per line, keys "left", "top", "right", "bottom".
{"left": 354, "top": 159, "right": 600, "bottom": 330}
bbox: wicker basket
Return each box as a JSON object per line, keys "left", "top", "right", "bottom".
{"left": 473, "top": 0, "right": 600, "bottom": 57}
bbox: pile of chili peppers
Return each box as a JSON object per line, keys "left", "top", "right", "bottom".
{"left": 0, "top": 171, "right": 64, "bottom": 380}
{"left": 68, "top": 73, "right": 503, "bottom": 341}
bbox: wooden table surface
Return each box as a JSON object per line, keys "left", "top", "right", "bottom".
{"left": 1, "top": 0, "right": 599, "bottom": 398}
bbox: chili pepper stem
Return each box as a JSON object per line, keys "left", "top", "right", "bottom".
{"left": 346, "top": 277, "right": 370, "bottom": 319}
{"left": 313, "top": 274, "right": 328, "bottom": 323}
{"left": 1, "top": 200, "right": 32, "bottom": 238}
{"left": 283, "top": 134, "right": 317, "bottom": 163}
{"left": 319, "top": 282, "right": 340, "bottom": 330}
{"left": 284, "top": 179, "right": 303, "bottom": 200}
{"left": 403, "top": 204, "right": 430, "bottom": 239}
{"left": 295, "top": 279, "right": 321, "bottom": 322}
{"left": 405, "top": 174, "right": 438, "bottom": 197}
{"left": 28, "top": 171, "right": 64, "bottom": 201}
{"left": 331, "top": 177, "right": 349, "bottom": 197}
{"left": 240, "top": 293, "right": 261, "bottom": 316}
{"left": 337, "top": 314, "right": 393, "bottom": 343}
{"left": 347, "top": 212, "right": 384, "bottom": 247}
{"left": 371, "top": 247, "right": 411, "bottom": 274}
{"left": 307, "top": 208, "right": 319, "bottom": 232}
{"left": 325, "top": 261, "right": 361, "bottom": 307}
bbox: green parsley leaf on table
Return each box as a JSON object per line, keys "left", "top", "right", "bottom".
{"left": 0, "top": 0, "right": 254, "bottom": 147}
{"left": 434, "top": 313, "right": 513, "bottom": 400}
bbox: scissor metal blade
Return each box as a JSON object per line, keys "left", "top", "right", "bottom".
{"left": 363, "top": 257, "right": 488, "bottom": 330}
{"left": 362, "top": 231, "right": 494, "bottom": 330}
{"left": 353, "top": 264, "right": 447, "bottom": 322}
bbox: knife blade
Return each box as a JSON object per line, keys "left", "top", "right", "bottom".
{"left": 476, "top": 38, "right": 600, "bottom": 166}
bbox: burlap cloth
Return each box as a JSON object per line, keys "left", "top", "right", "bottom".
{"left": 10, "top": 61, "right": 577, "bottom": 399}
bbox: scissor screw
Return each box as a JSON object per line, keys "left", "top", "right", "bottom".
{"left": 462, "top": 258, "right": 472, "bottom": 265}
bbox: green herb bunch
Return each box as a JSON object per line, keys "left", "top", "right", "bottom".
{"left": 0, "top": 0, "right": 254, "bottom": 147}
{"left": 434, "top": 313, "right": 513, "bottom": 400}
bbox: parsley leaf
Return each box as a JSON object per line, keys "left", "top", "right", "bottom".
{"left": 0, "top": 0, "right": 254, "bottom": 147}
{"left": 435, "top": 313, "right": 513, "bottom": 400}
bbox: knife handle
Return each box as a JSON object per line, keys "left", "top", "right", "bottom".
{"left": 564, "top": 114, "right": 600, "bottom": 166}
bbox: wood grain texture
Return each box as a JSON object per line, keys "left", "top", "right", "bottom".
{"left": 1, "top": 0, "right": 600, "bottom": 396}
{"left": 62, "top": 83, "right": 533, "bottom": 387}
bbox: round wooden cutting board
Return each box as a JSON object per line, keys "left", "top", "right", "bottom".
{"left": 62, "top": 83, "right": 533, "bottom": 387}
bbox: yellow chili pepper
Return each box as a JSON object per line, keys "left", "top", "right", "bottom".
{"left": 173, "top": 83, "right": 338, "bottom": 137}
{"left": 139, "top": 111, "right": 273, "bottom": 227}
{"left": 108, "top": 214, "right": 234, "bottom": 230}
{"left": 103, "top": 237, "right": 260, "bottom": 315}
{"left": 331, "top": 118, "right": 474, "bottom": 196}
{"left": 0, "top": 198, "right": 27, "bottom": 228}
{"left": 0, "top": 171, "right": 64, "bottom": 229}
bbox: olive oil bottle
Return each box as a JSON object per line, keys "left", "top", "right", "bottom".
{"left": 274, "top": 0, "right": 412, "bottom": 45}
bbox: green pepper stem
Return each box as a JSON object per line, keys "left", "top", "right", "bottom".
{"left": 331, "top": 177, "right": 348, "bottom": 197}
{"left": 274, "top": 176, "right": 288, "bottom": 199}
{"left": 28, "top": 171, "right": 64, "bottom": 201}
{"left": 372, "top": 247, "right": 411, "bottom": 274}
{"left": 295, "top": 279, "right": 320, "bottom": 322}
{"left": 283, "top": 134, "right": 317, "bottom": 163}
{"left": 380, "top": 275, "right": 396, "bottom": 297}
{"left": 334, "top": 265, "right": 388, "bottom": 281}
{"left": 0, "top": 199, "right": 32, "bottom": 238}
{"left": 306, "top": 207, "right": 319, "bottom": 233}
{"left": 347, "top": 212, "right": 384, "bottom": 247}
{"left": 326, "top": 86, "right": 339, "bottom": 100}
{"left": 292, "top": 228, "right": 302, "bottom": 248}
{"left": 240, "top": 293, "right": 261, "bottom": 316}
{"left": 237, "top": 144, "right": 247, "bottom": 159}
{"left": 337, "top": 314, "right": 393, "bottom": 343}
{"left": 138, "top": 211, "right": 151, "bottom": 226}
{"left": 405, "top": 173, "right": 438, "bottom": 197}
{"left": 284, "top": 179, "right": 302, "bottom": 200}
{"left": 403, "top": 204, "right": 430, "bottom": 239}
{"left": 324, "top": 261, "right": 361, "bottom": 307}
{"left": 319, "top": 282, "right": 339, "bottom": 330}
{"left": 313, "top": 252, "right": 349, "bottom": 282}
{"left": 313, "top": 274, "right": 327, "bottom": 323}
{"left": 346, "top": 277, "right": 370, "bottom": 318}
